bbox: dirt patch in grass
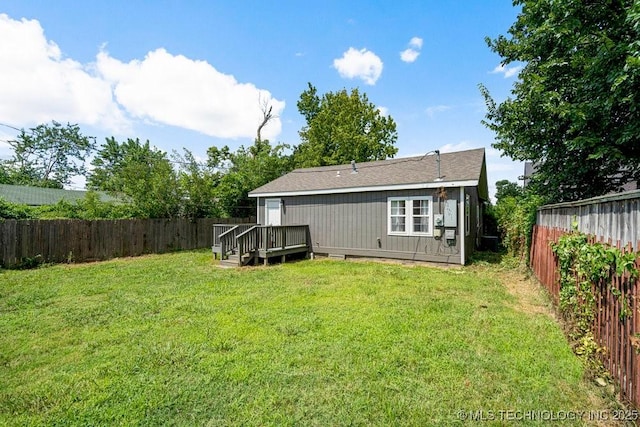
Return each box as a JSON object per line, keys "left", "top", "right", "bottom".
{"left": 499, "top": 269, "right": 555, "bottom": 317}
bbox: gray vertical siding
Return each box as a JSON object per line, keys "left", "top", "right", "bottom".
{"left": 258, "top": 187, "right": 474, "bottom": 263}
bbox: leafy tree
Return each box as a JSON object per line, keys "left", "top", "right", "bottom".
{"left": 294, "top": 83, "right": 398, "bottom": 167}
{"left": 0, "top": 163, "right": 12, "bottom": 184}
{"left": 481, "top": 0, "right": 640, "bottom": 203}
{"left": 494, "top": 180, "right": 523, "bottom": 203}
{"left": 208, "top": 140, "right": 292, "bottom": 217}
{"left": 5, "top": 121, "right": 95, "bottom": 188}
{"left": 88, "top": 137, "right": 182, "bottom": 218}
{"left": 172, "top": 149, "right": 222, "bottom": 219}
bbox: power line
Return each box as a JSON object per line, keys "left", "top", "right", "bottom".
{"left": 0, "top": 122, "right": 23, "bottom": 133}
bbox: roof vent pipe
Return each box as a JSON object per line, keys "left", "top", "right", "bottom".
{"left": 351, "top": 160, "right": 358, "bottom": 174}
{"left": 425, "top": 150, "right": 443, "bottom": 182}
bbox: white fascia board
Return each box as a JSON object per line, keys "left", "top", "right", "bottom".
{"left": 248, "top": 180, "right": 479, "bottom": 198}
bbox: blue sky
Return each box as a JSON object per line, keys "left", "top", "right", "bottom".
{"left": 0, "top": 1, "right": 523, "bottom": 198}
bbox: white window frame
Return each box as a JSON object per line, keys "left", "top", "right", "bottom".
{"left": 388, "top": 197, "right": 408, "bottom": 235}
{"left": 387, "top": 196, "right": 433, "bottom": 237}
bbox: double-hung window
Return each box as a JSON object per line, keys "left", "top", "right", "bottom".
{"left": 388, "top": 196, "right": 432, "bottom": 236}
{"left": 389, "top": 199, "right": 407, "bottom": 233}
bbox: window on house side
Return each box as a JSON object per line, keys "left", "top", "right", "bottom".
{"left": 413, "top": 199, "right": 430, "bottom": 233}
{"left": 388, "top": 197, "right": 432, "bottom": 236}
{"left": 389, "top": 199, "right": 406, "bottom": 233}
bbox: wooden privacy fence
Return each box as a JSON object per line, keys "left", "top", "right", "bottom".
{"left": 530, "top": 224, "right": 640, "bottom": 406}
{"left": 537, "top": 189, "right": 640, "bottom": 251}
{"left": 0, "top": 217, "right": 253, "bottom": 268}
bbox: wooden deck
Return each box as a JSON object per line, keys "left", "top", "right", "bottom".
{"left": 212, "top": 224, "right": 310, "bottom": 267}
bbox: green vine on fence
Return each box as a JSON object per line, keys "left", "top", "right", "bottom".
{"left": 550, "top": 229, "right": 639, "bottom": 373}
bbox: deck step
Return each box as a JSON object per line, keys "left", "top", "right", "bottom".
{"left": 218, "top": 252, "right": 254, "bottom": 268}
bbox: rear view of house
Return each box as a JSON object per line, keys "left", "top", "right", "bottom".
{"left": 249, "top": 148, "right": 488, "bottom": 265}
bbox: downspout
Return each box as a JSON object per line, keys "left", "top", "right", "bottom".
{"left": 459, "top": 187, "right": 465, "bottom": 266}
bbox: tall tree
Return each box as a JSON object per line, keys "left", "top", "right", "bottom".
{"left": 481, "top": 0, "right": 640, "bottom": 203}
{"left": 494, "top": 179, "right": 523, "bottom": 204}
{"left": 208, "top": 141, "right": 292, "bottom": 218}
{"left": 293, "top": 83, "right": 398, "bottom": 167}
{"left": 5, "top": 121, "right": 95, "bottom": 188}
{"left": 88, "top": 137, "right": 182, "bottom": 218}
{"left": 172, "top": 148, "right": 222, "bottom": 218}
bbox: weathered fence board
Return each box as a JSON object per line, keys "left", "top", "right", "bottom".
{"left": 537, "top": 190, "right": 640, "bottom": 250}
{"left": 530, "top": 224, "right": 640, "bottom": 407}
{"left": 0, "top": 217, "right": 253, "bottom": 267}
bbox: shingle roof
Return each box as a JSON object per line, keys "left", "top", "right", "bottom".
{"left": 250, "top": 148, "right": 488, "bottom": 198}
{"left": 0, "top": 184, "right": 119, "bottom": 206}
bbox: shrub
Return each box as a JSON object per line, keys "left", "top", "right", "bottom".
{"left": 494, "top": 193, "right": 542, "bottom": 262}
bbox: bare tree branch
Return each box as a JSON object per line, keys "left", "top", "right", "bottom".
{"left": 256, "top": 95, "right": 276, "bottom": 145}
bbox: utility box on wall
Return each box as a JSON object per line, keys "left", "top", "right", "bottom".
{"left": 444, "top": 199, "right": 457, "bottom": 227}
{"left": 434, "top": 214, "right": 444, "bottom": 228}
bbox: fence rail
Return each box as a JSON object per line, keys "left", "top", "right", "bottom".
{"left": 0, "top": 217, "right": 253, "bottom": 268}
{"left": 530, "top": 224, "right": 640, "bottom": 406}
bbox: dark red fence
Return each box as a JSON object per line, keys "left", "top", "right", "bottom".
{"left": 530, "top": 225, "right": 640, "bottom": 406}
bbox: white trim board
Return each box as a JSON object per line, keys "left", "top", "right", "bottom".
{"left": 249, "top": 180, "right": 479, "bottom": 198}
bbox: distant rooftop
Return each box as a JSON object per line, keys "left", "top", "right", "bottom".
{"left": 0, "top": 184, "right": 119, "bottom": 206}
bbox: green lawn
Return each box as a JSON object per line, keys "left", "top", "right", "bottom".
{"left": 0, "top": 251, "right": 615, "bottom": 425}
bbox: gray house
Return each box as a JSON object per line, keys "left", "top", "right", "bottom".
{"left": 248, "top": 148, "right": 488, "bottom": 265}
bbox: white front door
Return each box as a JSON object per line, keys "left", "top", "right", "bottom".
{"left": 265, "top": 199, "right": 281, "bottom": 226}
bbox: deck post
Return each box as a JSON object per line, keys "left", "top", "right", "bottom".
{"left": 281, "top": 227, "right": 286, "bottom": 249}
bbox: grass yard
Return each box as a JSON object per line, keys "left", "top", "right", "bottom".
{"left": 0, "top": 251, "right": 617, "bottom": 426}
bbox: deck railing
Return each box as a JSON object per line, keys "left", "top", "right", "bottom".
{"left": 236, "top": 225, "right": 310, "bottom": 257}
{"left": 213, "top": 223, "right": 256, "bottom": 259}
{"left": 259, "top": 225, "right": 309, "bottom": 251}
{"left": 213, "top": 224, "right": 236, "bottom": 247}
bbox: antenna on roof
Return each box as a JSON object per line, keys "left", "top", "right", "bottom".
{"left": 351, "top": 160, "right": 358, "bottom": 174}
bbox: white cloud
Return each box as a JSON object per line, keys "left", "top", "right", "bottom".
{"left": 0, "top": 14, "right": 129, "bottom": 133}
{"left": 409, "top": 37, "right": 423, "bottom": 49}
{"left": 333, "top": 47, "right": 383, "bottom": 85}
{"left": 491, "top": 63, "right": 523, "bottom": 78}
{"left": 97, "top": 48, "right": 285, "bottom": 140}
{"left": 0, "top": 13, "right": 285, "bottom": 141}
{"left": 377, "top": 106, "right": 389, "bottom": 116}
{"left": 400, "top": 49, "right": 420, "bottom": 63}
{"left": 400, "top": 36, "right": 423, "bottom": 63}
{"left": 426, "top": 105, "right": 452, "bottom": 118}
{"left": 439, "top": 141, "right": 478, "bottom": 153}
